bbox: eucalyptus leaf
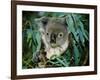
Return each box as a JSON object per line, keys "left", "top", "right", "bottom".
{"left": 56, "top": 57, "right": 67, "bottom": 67}
{"left": 35, "top": 32, "right": 41, "bottom": 51}
{"left": 73, "top": 43, "right": 80, "bottom": 65}
{"left": 84, "top": 30, "right": 89, "bottom": 40}
{"left": 66, "top": 14, "right": 78, "bottom": 42}
{"left": 26, "top": 29, "right": 33, "bottom": 43}
{"left": 78, "top": 28, "right": 85, "bottom": 46}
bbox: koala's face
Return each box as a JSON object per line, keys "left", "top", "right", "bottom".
{"left": 45, "top": 20, "right": 68, "bottom": 48}
{"left": 35, "top": 17, "right": 68, "bottom": 48}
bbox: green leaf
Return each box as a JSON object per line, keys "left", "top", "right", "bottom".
{"left": 65, "top": 49, "right": 71, "bottom": 62}
{"left": 35, "top": 32, "right": 41, "bottom": 51}
{"left": 73, "top": 43, "right": 80, "bottom": 65}
{"left": 62, "top": 56, "right": 70, "bottom": 66}
{"left": 78, "top": 28, "right": 85, "bottom": 46}
{"left": 32, "top": 44, "right": 36, "bottom": 53}
{"left": 29, "top": 39, "right": 32, "bottom": 48}
{"left": 26, "top": 29, "right": 33, "bottom": 43}
{"left": 84, "top": 30, "right": 89, "bottom": 40}
{"left": 56, "top": 57, "right": 67, "bottom": 67}
{"left": 78, "top": 20, "right": 89, "bottom": 41}
{"left": 66, "top": 14, "right": 78, "bottom": 42}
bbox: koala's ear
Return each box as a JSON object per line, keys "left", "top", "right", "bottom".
{"left": 60, "top": 17, "right": 68, "bottom": 26}
{"left": 60, "top": 17, "right": 66, "bottom": 23}
{"left": 57, "top": 17, "right": 67, "bottom": 25}
{"left": 34, "top": 17, "right": 49, "bottom": 26}
{"left": 41, "top": 17, "right": 49, "bottom": 26}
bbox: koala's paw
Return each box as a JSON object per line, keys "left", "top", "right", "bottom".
{"left": 32, "top": 51, "right": 40, "bottom": 63}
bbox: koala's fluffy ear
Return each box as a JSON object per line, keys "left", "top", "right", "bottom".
{"left": 34, "top": 17, "right": 49, "bottom": 27}
{"left": 57, "top": 17, "right": 67, "bottom": 25}
{"left": 40, "top": 17, "right": 49, "bottom": 26}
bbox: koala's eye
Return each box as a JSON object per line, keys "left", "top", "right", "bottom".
{"left": 46, "top": 32, "right": 49, "bottom": 35}
{"left": 58, "top": 32, "right": 63, "bottom": 38}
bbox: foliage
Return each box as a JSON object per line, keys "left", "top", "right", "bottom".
{"left": 22, "top": 11, "right": 89, "bottom": 69}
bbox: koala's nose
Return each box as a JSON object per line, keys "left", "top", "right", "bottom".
{"left": 50, "top": 33, "right": 56, "bottom": 43}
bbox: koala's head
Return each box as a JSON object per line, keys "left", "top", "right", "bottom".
{"left": 35, "top": 17, "right": 69, "bottom": 48}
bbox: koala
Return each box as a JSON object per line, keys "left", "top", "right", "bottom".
{"left": 33, "top": 17, "right": 69, "bottom": 64}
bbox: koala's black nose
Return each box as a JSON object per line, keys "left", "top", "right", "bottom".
{"left": 50, "top": 33, "right": 56, "bottom": 43}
